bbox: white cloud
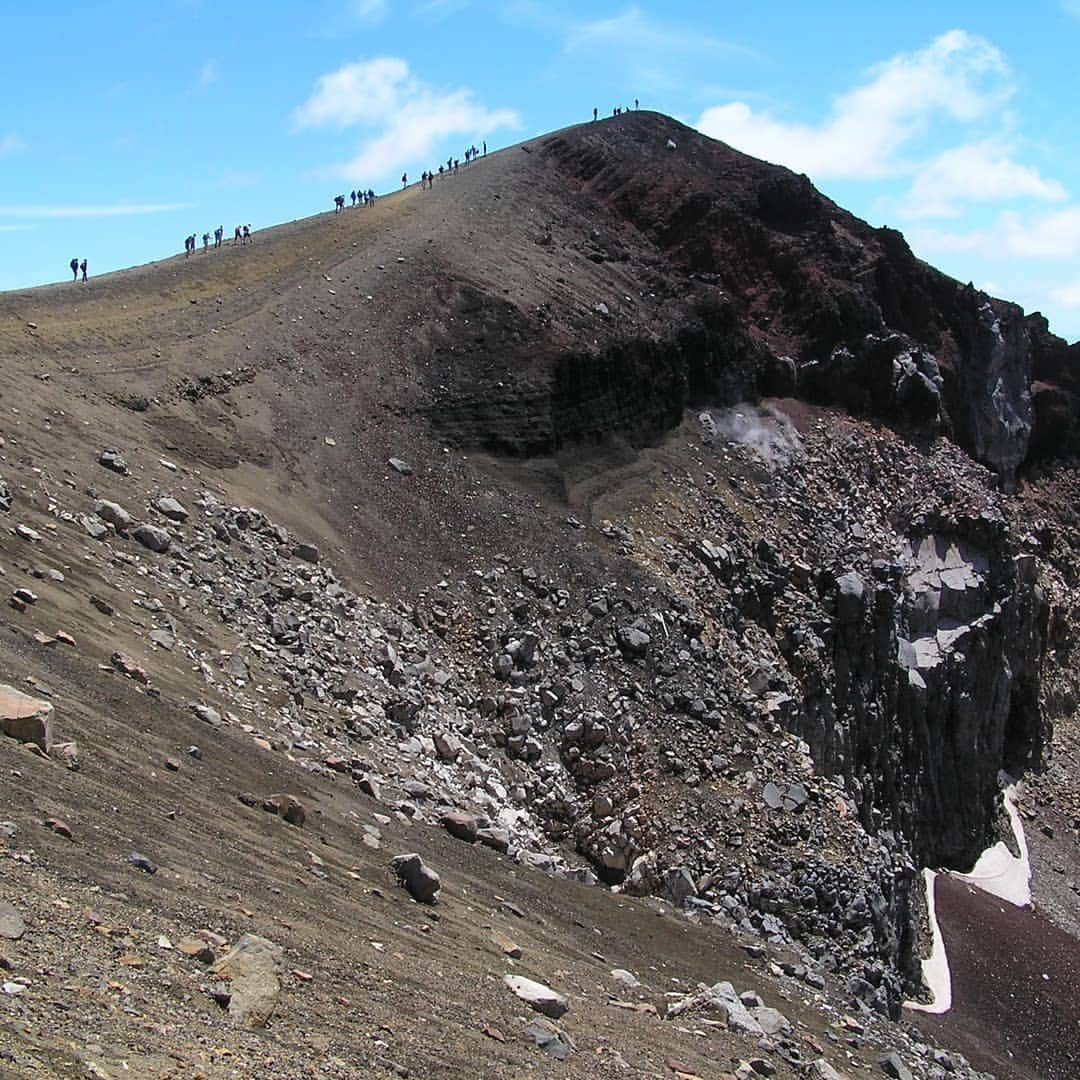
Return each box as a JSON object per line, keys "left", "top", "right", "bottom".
{"left": 1000, "top": 207, "right": 1080, "bottom": 257}
{"left": 352, "top": 0, "right": 387, "bottom": 22}
{"left": 0, "top": 203, "right": 192, "bottom": 219}
{"left": 696, "top": 30, "right": 1010, "bottom": 180}
{"left": 0, "top": 133, "right": 26, "bottom": 157}
{"left": 1049, "top": 280, "right": 1080, "bottom": 308}
{"left": 293, "top": 57, "right": 519, "bottom": 180}
{"left": 901, "top": 142, "right": 1066, "bottom": 219}
{"left": 198, "top": 60, "right": 218, "bottom": 88}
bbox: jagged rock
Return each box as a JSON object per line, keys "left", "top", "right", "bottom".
{"left": 388, "top": 457, "right": 413, "bottom": 475}
{"left": 504, "top": 974, "right": 568, "bottom": 1018}
{"left": 616, "top": 625, "right": 651, "bottom": 657}
{"left": 0, "top": 684, "right": 53, "bottom": 751}
{"left": 877, "top": 1052, "right": 913, "bottom": 1080}
{"left": 208, "top": 933, "right": 284, "bottom": 1028}
{"left": 666, "top": 982, "right": 764, "bottom": 1034}
{"left": 80, "top": 514, "right": 109, "bottom": 539}
{"left": 156, "top": 496, "right": 189, "bottom": 522}
{"left": 392, "top": 853, "right": 440, "bottom": 903}
{"left": 0, "top": 476, "right": 11, "bottom": 512}
{"left": 750, "top": 1006, "right": 791, "bottom": 1035}
{"left": 808, "top": 1061, "right": 848, "bottom": 1080}
{"left": 111, "top": 651, "right": 148, "bottom": 682}
{"left": 434, "top": 731, "right": 462, "bottom": 762}
{"left": 523, "top": 1019, "right": 572, "bottom": 1059}
{"left": 477, "top": 826, "right": 510, "bottom": 853}
{"left": 441, "top": 811, "right": 479, "bottom": 843}
{"left": 133, "top": 523, "right": 171, "bottom": 553}
{"left": 129, "top": 851, "right": 157, "bottom": 874}
{"left": 190, "top": 703, "right": 222, "bottom": 727}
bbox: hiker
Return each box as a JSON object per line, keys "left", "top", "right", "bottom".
{"left": 401, "top": 172, "right": 407, "bottom": 189}
{"left": 184, "top": 235, "right": 191, "bottom": 256}
{"left": 483, "top": 140, "right": 487, "bottom": 155}
{"left": 334, "top": 194, "right": 344, "bottom": 213}
{"left": 438, "top": 164, "right": 444, "bottom": 179}
{"left": 79, "top": 259, "right": 87, "bottom": 282}
{"left": 215, "top": 226, "right": 223, "bottom": 248}
{"left": 70, "top": 257, "right": 79, "bottom": 281}
{"left": 453, "top": 158, "right": 459, "bottom": 174}
{"left": 243, "top": 224, "right": 251, "bottom": 244}
{"left": 350, "top": 190, "right": 356, "bottom": 207}
{"left": 634, "top": 98, "right": 639, "bottom": 109}
{"left": 593, "top": 107, "right": 598, "bottom": 121}
{"left": 202, "top": 232, "right": 210, "bottom": 250}
{"left": 234, "top": 225, "right": 242, "bottom": 243}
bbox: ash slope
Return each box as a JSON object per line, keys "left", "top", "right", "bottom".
{"left": 0, "top": 111, "right": 1077, "bottom": 1079}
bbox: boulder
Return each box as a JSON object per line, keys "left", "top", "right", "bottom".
{"left": 98, "top": 448, "right": 129, "bottom": 474}
{"left": 441, "top": 811, "right": 479, "bottom": 843}
{"left": 208, "top": 933, "right": 284, "bottom": 1028}
{"left": 504, "top": 974, "right": 569, "bottom": 1018}
{"left": 392, "top": 853, "right": 440, "bottom": 903}
{"left": 133, "top": 523, "right": 172, "bottom": 553}
{"left": 96, "top": 500, "right": 132, "bottom": 530}
{"left": 262, "top": 794, "right": 305, "bottom": 827}
{"left": 0, "top": 901, "right": 26, "bottom": 940}
{"left": 0, "top": 684, "right": 54, "bottom": 751}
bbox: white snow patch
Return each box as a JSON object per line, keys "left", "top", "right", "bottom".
{"left": 904, "top": 781, "right": 1031, "bottom": 1014}
{"left": 951, "top": 783, "right": 1031, "bottom": 906}
{"left": 905, "top": 868, "right": 952, "bottom": 1014}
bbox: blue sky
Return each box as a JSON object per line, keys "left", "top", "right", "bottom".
{"left": 3, "top": 1, "right": 1080, "bottom": 342}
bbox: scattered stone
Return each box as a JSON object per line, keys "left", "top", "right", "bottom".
{"left": 55, "top": 630, "right": 76, "bottom": 647}
{"left": 523, "top": 1019, "right": 572, "bottom": 1060}
{"left": 477, "top": 826, "right": 511, "bottom": 853}
{"left": 43, "top": 818, "right": 72, "bottom": 840}
{"left": 616, "top": 625, "right": 651, "bottom": 657}
{"left": 111, "top": 651, "right": 149, "bottom": 683}
{"left": 666, "top": 982, "right": 764, "bottom": 1034}
{"left": 208, "top": 933, "right": 284, "bottom": 1028}
{"left": 98, "top": 449, "right": 129, "bottom": 474}
{"left": 191, "top": 703, "right": 222, "bottom": 727}
{"left": 503, "top": 974, "right": 568, "bottom": 1018}
{"left": 13, "top": 588, "right": 37, "bottom": 606}
{"left": 89, "top": 595, "right": 115, "bottom": 616}
{"left": 808, "top": 1061, "right": 848, "bottom": 1080}
{"left": 491, "top": 930, "right": 522, "bottom": 958}
{"left": 388, "top": 458, "right": 414, "bottom": 476}
{"left": 96, "top": 500, "right": 132, "bottom": 531}
{"left": 0, "top": 902, "right": 26, "bottom": 941}
{"left": 482, "top": 1025, "right": 506, "bottom": 1043}
{"left": 129, "top": 851, "right": 158, "bottom": 874}
{"left": 80, "top": 514, "right": 109, "bottom": 539}
{"left": 391, "top": 853, "right": 440, "bottom": 903}
{"left": 610, "top": 968, "right": 640, "bottom": 987}
{"left": 177, "top": 937, "right": 216, "bottom": 964}
{"left": 15, "top": 524, "right": 42, "bottom": 542}
{"left": 0, "top": 684, "right": 54, "bottom": 751}
{"left": 293, "top": 543, "right": 320, "bottom": 564}
{"left": 53, "top": 741, "right": 79, "bottom": 770}
{"left": 262, "top": 794, "right": 306, "bottom": 827}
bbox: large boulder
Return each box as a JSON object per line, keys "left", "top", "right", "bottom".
{"left": 0, "top": 684, "right": 53, "bottom": 751}
{"left": 208, "top": 934, "right": 284, "bottom": 1028}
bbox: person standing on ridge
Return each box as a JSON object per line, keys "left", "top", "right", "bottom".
{"left": 69, "top": 257, "right": 79, "bottom": 281}
{"left": 80, "top": 259, "right": 87, "bottom": 282}
{"left": 634, "top": 97, "right": 639, "bottom": 109}
{"left": 401, "top": 172, "right": 407, "bottom": 188}
{"left": 483, "top": 140, "right": 487, "bottom": 155}
{"left": 243, "top": 224, "right": 251, "bottom": 244}
{"left": 593, "top": 107, "right": 598, "bottom": 121}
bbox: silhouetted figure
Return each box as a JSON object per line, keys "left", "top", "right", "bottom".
{"left": 234, "top": 225, "right": 242, "bottom": 244}
{"left": 243, "top": 224, "right": 251, "bottom": 244}
{"left": 334, "top": 194, "right": 345, "bottom": 213}
{"left": 483, "top": 140, "right": 487, "bottom": 155}
{"left": 634, "top": 98, "right": 639, "bottom": 109}
{"left": 453, "top": 159, "right": 459, "bottom": 174}
{"left": 79, "top": 259, "right": 87, "bottom": 282}
{"left": 350, "top": 190, "right": 356, "bottom": 206}
{"left": 214, "top": 226, "right": 223, "bottom": 247}
{"left": 593, "top": 107, "right": 598, "bottom": 121}
{"left": 202, "top": 232, "right": 210, "bottom": 250}
{"left": 70, "top": 257, "right": 79, "bottom": 281}
{"left": 401, "top": 172, "right": 407, "bottom": 189}
{"left": 438, "top": 164, "right": 444, "bottom": 178}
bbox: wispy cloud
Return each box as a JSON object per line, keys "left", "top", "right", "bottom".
{"left": 0, "top": 133, "right": 26, "bottom": 157}
{"left": 352, "top": 0, "right": 387, "bottom": 23}
{"left": 198, "top": 60, "right": 218, "bottom": 88}
{"left": 565, "top": 5, "right": 757, "bottom": 92}
{"left": 0, "top": 203, "right": 192, "bottom": 219}
{"left": 898, "top": 141, "right": 1066, "bottom": 219}
{"left": 697, "top": 30, "right": 1011, "bottom": 181}
{"left": 293, "top": 57, "right": 519, "bottom": 180}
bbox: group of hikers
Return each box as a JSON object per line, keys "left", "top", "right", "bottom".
{"left": 68, "top": 257, "right": 87, "bottom": 282}
{"left": 184, "top": 225, "right": 251, "bottom": 254}
{"left": 332, "top": 139, "right": 490, "bottom": 210}
{"left": 593, "top": 99, "right": 640, "bottom": 121}
{"left": 335, "top": 189, "right": 377, "bottom": 212}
